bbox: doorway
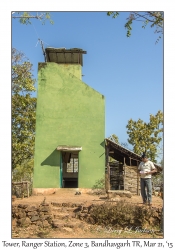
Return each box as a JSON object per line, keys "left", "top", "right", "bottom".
{"left": 61, "top": 151, "right": 79, "bottom": 188}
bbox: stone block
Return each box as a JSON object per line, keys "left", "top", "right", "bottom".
{"left": 17, "top": 217, "right": 31, "bottom": 227}
{"left": 52, "top": 219, "right": 65, "bottom": 229}
{"left": 40, "top": 207, "right": 50, "bottom": 212}
{"left": 40, "top": 203, "right": 49, "bottom": 206}
{"left": 17, "top": 212, "right": 26, "bottom": 219}
{"left": 51, "top": 202, "right": 62, "bottom": 207}
{"left": 26, "top": 205, "right": 38, "bottom": 212}
{"left": 31, "top": 215, "right": 40, "bottom": 222}
{"left": 62, "top": 227, "right": 73, "bottom": 232}
{"left": 27, "top": 211, "right": 38, "bottom": 217}
{"left": 36, "top": 221, "right": 43, "bottom": 227}
{"left": 42, "top": 220, "right": 50, "bottom": 228}
{"left": 18, "top": 204, "right": 28, "bottom": 209}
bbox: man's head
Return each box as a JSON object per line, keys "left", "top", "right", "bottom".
{"left": 141, "top": 153, "right": 148, "bottom": 162}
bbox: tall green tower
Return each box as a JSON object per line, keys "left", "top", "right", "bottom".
{"left": 33, "top": 48, "right": 105, "bottom": 194}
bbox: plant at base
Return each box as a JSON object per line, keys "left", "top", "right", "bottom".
{"left": 92, "top": 177, "right": 106, "bottom": 195}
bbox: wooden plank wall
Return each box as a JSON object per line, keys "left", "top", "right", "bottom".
{"left": 110, "top": 164, "right": 124, "bottom": 190}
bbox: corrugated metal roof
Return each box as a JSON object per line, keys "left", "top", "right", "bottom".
{"left": 45, "top": 47, "right": 87, "bottom": 66}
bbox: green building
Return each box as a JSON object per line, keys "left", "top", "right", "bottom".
{"left": 33, "top": 48, "right": 105, "bottom": 194}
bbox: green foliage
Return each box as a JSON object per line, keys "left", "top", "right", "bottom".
{"left": 92, "top": 178, "right": 105, "bottom": 190}
{"left": 126, "top": 110, "right": 163, "bottom": 162}
{"left": 91, "top": 178, "right": 106, "bottom": 195}
{"left": 12, "top": 48, "right": 36, "bottom": 170}
{"left": 152, "top": 158, "right": 163, "bottom": 188}
{"left": 107, "top": 12, "right": 119, "bottom": 19}
{"left": 12, "top": 12, "right": 54, "bottom": 25}
{"left": 125, "top": 18, "right": 133, "bottom": 38}
{"left": 112, "top": 134, "right": 119, "bottom": 143}
{"left": 107, "top": 12, "right": 163, "bottom": 43}
{"left": 12, "top": 159, "right": 34, "bottom": 197}
{"left": 108, "top": 134, "right": 129, "bottom": 149}
{"left": 110, "top": 134, "right": 119, "bottom": 143}
{"left": 90, "top": 201, "right": 160, "bottom": 229}
{"left": 108, "top": 134, "right": 130, "bottom": 162}
{"left": 152, "top": 172, "right": 163, "bottom": 188}
{"left": 12, "top": 159, "right": 34, "bottom": 182}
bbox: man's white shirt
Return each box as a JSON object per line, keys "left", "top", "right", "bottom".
{"left": 138, "top": 160, "right": 155, "bottom": 178}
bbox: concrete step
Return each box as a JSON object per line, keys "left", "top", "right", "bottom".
{"left": 52, "top": 207, "right": 80, "bottom": 213}
{"left": 55, "top": 188, "right": 79, "bottom": 193}
{"left": 52, "top": 219, "right": 84, "bottom": 229}
{"left": 51, "top": 202, "right": 83, "bottom": 208}
{"left": 51, "top": 205, "right": 81, "bottom": 220}
{"left": 53, "top": 213, "right": 70, "bottom": 219}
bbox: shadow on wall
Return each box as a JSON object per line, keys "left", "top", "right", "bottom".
{"left": 41, "top": 149, "right": 59, "bottom": 166}
{"left": 99, "top": 152, "right": 105, "bottom": 158}
{"left": 99, "top": 141, "right": 105, "bottom": 158}
{"left": 100, "top": 141, "right": 105, "bottom": 148}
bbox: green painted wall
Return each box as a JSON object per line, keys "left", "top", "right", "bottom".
{"left": 33, "top": 63, "right": 105, "bottom": 188}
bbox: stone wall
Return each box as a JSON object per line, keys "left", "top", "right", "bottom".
{"left": 124, "top": 165, "right": 140, "bottom": 194}
{"left": 12, "top": 201, "right": 162, "bottom": 231}
{"left": 76, "top": 202, "right": 162, "bottom": 229}
{"left": 12, "top": 201, "right": 52, "bottom": 229}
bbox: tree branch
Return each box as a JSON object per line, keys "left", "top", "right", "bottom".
{"left": 12, "top": 13, "right": 45, "bottom": 20}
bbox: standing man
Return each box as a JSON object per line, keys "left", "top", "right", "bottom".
{"left": 138, "top": 153, "right": 157, "bottom": 206}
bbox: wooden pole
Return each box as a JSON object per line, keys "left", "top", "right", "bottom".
{"left": 105, "top": 144, "right": 110, "bottom": 192}
{"left": 137, "top": 161, "right": 139, "bottom": 195}
{"left": 27, "top": 182, "right": 29, "bottom": 198}
{"left": 123, "top": 157, "right": 125, "bottom": 190}
{"left": 107, "top": 163, "right": 110, "bottom": 191}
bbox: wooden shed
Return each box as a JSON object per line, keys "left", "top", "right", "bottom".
{"left": 105, "top": 138, "right": 162, "bottom": 195}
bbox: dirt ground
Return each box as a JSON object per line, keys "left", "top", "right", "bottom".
{"left": 13, "top": 189, "right": 163, "bottom": 207}
{"left": 12, "top": 190, "right": 163, "bottom": 239}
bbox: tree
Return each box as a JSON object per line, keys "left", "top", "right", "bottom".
{"left": 12, "top": 12, "right": 54, "bottom": 25}
{"left": 108, "top": 134, "right": 130, "bottom": 149}
{"left": 152, "top": 158, "right": 163, "bottom": 189}
{"left": 126, "top": 110, "right": 163, "bottom": 162}
{"left": 107, "top": 12, "right": 163, "bottom": 43}
{"left": 12, "top": 12, "right": 54, "bottom": 177}
{"left": 12, "top": 48, "right": 36, "bottom": 170}
{"left": 108, "top": 134, "right": 119, "bottom": 143}
{"left": 12, "top": 159, "right": 34, "bottom": 182}
{"left": 108, "top": 134, "right": 130, "bottom": 162}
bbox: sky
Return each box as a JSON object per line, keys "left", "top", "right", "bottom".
{"left": 1, "top": 1, "right": 175, "bottom": 244}
{"left": 12, "top": 12, "right": 163, "bottom": 152}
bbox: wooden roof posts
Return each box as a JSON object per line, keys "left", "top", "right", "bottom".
{"left": 45, "top": 48, "right": 87, "bottom": 66}
{"left": 105, "top": 138, "right": 162, "bottom": 172}
{"left": 137, "top": 160, "right": 140, "bottom": 195}
{"left": 123, "top": 157, "right": 126, "bottom": 191}
{"left": 104, "top": 139, "right": 162, "bottom": 195}
{"left": 105, "top": 144, "right": 110, "bottom": 192}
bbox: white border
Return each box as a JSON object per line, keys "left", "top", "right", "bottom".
{"left": 1, "top": 1, "right": 175, "bottom": 248}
